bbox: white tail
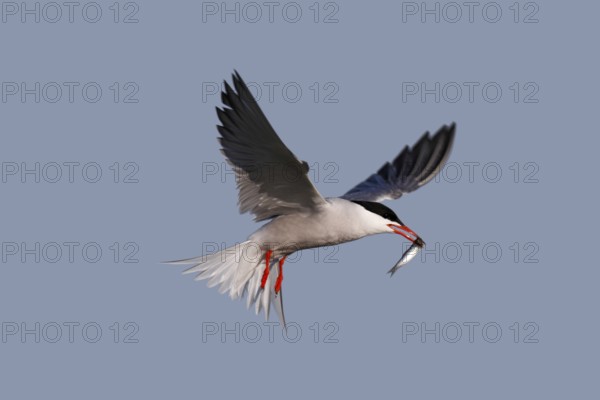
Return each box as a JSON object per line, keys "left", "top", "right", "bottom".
{"left": 165, "top": 241, "right": 286, "bottom": 326}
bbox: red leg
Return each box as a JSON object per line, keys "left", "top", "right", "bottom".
{"left": 260, "top": 250, "right": 272, "bottom": 289}
{"left": 274, "top": 256, "right": 286, "bottom": 294}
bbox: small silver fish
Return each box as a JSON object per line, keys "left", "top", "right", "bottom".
{"left": 388, "top": 238, "right": 425, "bottom": 276}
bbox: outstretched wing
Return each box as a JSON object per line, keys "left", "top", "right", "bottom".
{"left": 342, "top": 123, "right": 456, "bottom": 202}
{"left": 217, "top": 71, "right": 327, "bottom": 221}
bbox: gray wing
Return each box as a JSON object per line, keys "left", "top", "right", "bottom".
{"left": 342, "top": 123, "right": 456, "bottom": 202}
{"left": 217, "top": 71, "right": 327, "bottom": 221}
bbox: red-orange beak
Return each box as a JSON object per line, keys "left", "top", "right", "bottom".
{"left": 387, "top": 224, "right": 425, "bottom": 247}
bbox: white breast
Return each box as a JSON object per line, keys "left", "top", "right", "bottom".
{"left": 248, "top": 197, "right": 389, "bottom": 252}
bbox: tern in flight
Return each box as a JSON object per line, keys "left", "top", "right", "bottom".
{"left": 168, "top": 71, "right": 456, "bottom": 326}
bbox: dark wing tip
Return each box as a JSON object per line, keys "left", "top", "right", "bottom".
{"left": 446, "top": 121, "right": 457, "bottom": 144}
{"left": 435, "top": 122, "right": 456, "bottom": 143}
{"left": 414, "top": 121, "right": 456, "bottom": 186}
{"left": 221, "top": 71, "right": 251, "bottom": 109}
{"left": 340, "top": 122, "right": 457, "bottom": 202}
{"left": 391, "top": 121, "right": 457, "bottom": 190}
{"left": 232, "top": 70, "right": 243, "bottom": 89}
{"left": 221, "top": 82, "right": 233, "bottom": 107}
{"left": 301, "top": 160, "right": 310, "bottom": 174}
{"left": 432, "top": 122, "right": 457, "bottom": 159}
{"left": 233, "top": 69, "right": 242, "bottom": 81}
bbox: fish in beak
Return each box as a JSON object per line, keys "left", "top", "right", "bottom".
{"left": 387, "top": 224, "right": 425, "bottom": 276}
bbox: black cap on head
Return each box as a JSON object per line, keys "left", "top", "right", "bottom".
{"left": 351, "top": 200, "right": 403, "bottom": 225}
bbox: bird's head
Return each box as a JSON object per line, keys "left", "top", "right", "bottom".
{"left": 351, "top": 200, "right": 425, "bottom": 247}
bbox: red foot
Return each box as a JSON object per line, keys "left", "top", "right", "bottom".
{"left": 260, "top": 250, "right": 272, "bottom": 289}
{"left": 274, "top": 256, "right": 286, "bottom": 294}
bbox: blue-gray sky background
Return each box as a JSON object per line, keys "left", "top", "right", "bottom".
{"left": 1, "top": 1, "right": 598, "bottom": 398}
